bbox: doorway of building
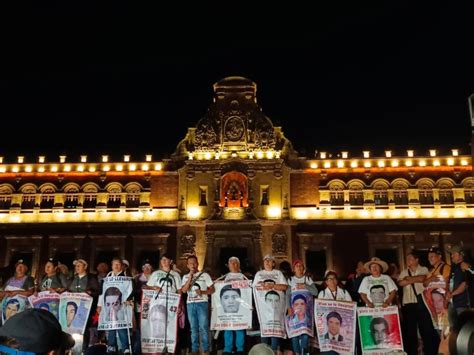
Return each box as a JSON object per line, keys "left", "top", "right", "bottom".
{"left": 218, "top": 247, "right": 250, "bottom": 276}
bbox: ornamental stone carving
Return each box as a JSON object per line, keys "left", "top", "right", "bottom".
{"left": 272, "top": 233, "right": 287, "bottom": 254}
{"left": 224, "top": 116, "right": 245, "bottom": 142}
{"left": 180, "top": 234, "right": 196, "bottom": 256}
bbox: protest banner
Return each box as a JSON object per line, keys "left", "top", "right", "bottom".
{"left": 1, "top": 287, "right": 28, "bottom": 324}
{"left": 253, "top": 284, "right": 286, "bottom": 338}
{"left": 28, "top": 291, "right": 60, "bottom": 319}
{"left": 285, "top": 289, "right": 314, "bottom": 338}
{"left": 98, "top": 276, "right": 133, "bottom": 330}
{"left": 422, "top": 278, "right": 449, "bottom": 330}
{"left": 59, "top": 292, "right": 93, "bottom": 335}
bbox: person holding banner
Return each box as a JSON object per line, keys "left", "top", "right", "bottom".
{"left": 147, "top": 254, "right": 182, "bottom": 294}
{"left": 253, "top": 254, "right": 288, "bottom": 352}
{"left": 181, "top": 255, "right": 214, "bottom": 355}
{"left": 0, "top": 259, "right": 35, "bottom": 299}
{"left": 39, "top": 258, "right": 69, "bottom": 293}
{"left": 287, "top": 259, "right": 314, "bottom": 355}
{"left": 358, "top": 257, "right": 397, "bottom": 308}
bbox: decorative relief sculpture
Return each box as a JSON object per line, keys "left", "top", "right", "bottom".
{"left": 272, "top": 233, "right": 287, "bottom": 254}
{"left": 180, "top": 234, "right": 196, "bottom": 256}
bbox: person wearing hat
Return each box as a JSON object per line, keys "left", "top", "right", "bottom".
{"left": 0, "top": 308, "right": 75, "bottom": 354}
{"left": 132, "top": 259, "right": 154, "bottom": 354}
{"left": 358, "top": 257, "right": 397, "bottom": 308}
{"left": 423, "top": 246, "right": 451, "bottom": 289}
{"left": 0, "top": 260, "right": 35, "bottom": 300}
{"left": 39, "top": 258, "right": 69, "bottom": 292}
{"left": 122, "top": 260, "right": 130, "bottom": 276}
{"left": 252, "top": 254, "right": 288, "bottom": 352}
{"left": 446, "top": 244, "right": 470, "bottom": 329}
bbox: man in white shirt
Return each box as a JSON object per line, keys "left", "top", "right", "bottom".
{"left": 181, "top": 255, "right": 214, "bottom": 355}
{"left": 358, "top": 257, "right": 397, "bottom": 308}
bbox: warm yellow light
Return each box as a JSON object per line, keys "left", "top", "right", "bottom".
{"left": 102, "top": 155, "right": 109, "bottom": 163}
{"left": 51, "top": 165, "right": 58, "bottom": 172}
{"left": 256, "top": 151, "right": 264, "bottom": 159}
{"left": 77, "top": 165, "right": 84, "bottom": 172}
{"left": 248, "top": 151, "right": 254, "bottom": 159}
{"left": 429, "top": 149, "right": 437, "bottom": 157}
{"left": 81, "top": 155, "right": 87, "bottom": 163}
{"left": 350, "top": 160, "right": 358, "bottom": 168}
{"left": 267, "top": 206, "right": 281, "bottom": 218}
{"left": 63, "top": 164, "right": 71, "bottom": 172}
{"left": 295, "top": 209, "right": 308, "bottom": 219}
{"left": 310, "top": 162, "right": 318, "bottom": 169}
{"left": 363, "top": 151, "right": 370, "bottom": 158}
{"left": 103, "top": 165, "right": 110, "bottom": 172}
{"left": 231, "top": 152, "right": 238, "bottom": 158}
{"left": 391, "top": 160, "right": 399, "bottom": 167}
{"left": 324, "top": 161, "right": 331, "bottom": 169}
{"left": 419, "top": 160, "right": 427, "bottom": 167}
{"left": 188, "top": 153, "right": 194, "bottom": 160}
{"left": 204, "top": 152, "right": 212, "bottom": 160}
{"left": 275, "top": 151, "right": 281, "bottom": 159}
{"left": 38, "top": 156, "right": 45, "bottom": 163}
{"left": 266, "top": 151, "right": 274, "bottom": 159}
{"left": 129, "top": 164, "right": 137, "bottom": 171}
{"left": 405, "top": 160, "right": 413, "bottom": 167}
{"left": 407, "top": 150, "right": 414, "bottom": 157}
{"left": 341, "top": 152, "right": 348, "bottom": 159}
{"left": 12, "top": 166, "right": 19, "bottom": 173}
{"left": 447, "top": 158, "right": 454, "bottom": 166}
{"left": 385, "top": 151, "right": 392, "bottom": 158}
{"left": 364, "top": 161, "right": 372, "bottom": 168}
{"left": 0, "top": 157, "right": 3, "bottom": 164}
{"left": 154, "top": 163, "right": 162, "bottom": 171}
{"left": 188, "top": 207, "right": 201, "bottom": 219}
{"left": 142, "top": 164, "right": 149, "bottom": 171}
{"left": 377, "top": 160, "right": 385, "bottom": 168}
{"left": 124, "top": 155, "right": 130, "bottom": 162}
{"left": 0, "top": 166, "right": 6, "bottom": 173}
{"left": 461, "top": 159, "right": 468, "bottom": 166}
{"left": 433, "top": 159, "right": 440, "bottom": 167}
{"left": 337, "top": 160, "right": 344, "bottom": 168}
{"left": 38, "top": 166, "right": 45, "bottom": 173}
{"left": 18, "top": 156, "right": 24, "bottom": 164}
{"left": 145, "top": 155, "right": 152, "bottom": 162}
{"left": 116, "top": 164, "right": 123, "bottom": 171}
{"left": 320, "top": 152, "right": 327, "bottom": 159}
{"left": 60, "top": 156, "right": 66, "bottom": 163}
{"left": 215, "top": 152, "right": 220, "bottom": 160}
{"left": 452, "top": 149, "right": 459, "bottom": 156}
{"left": 89, "top": 166, "right": 96, "bottom": 172}
{"left": 25, "top": 165, "right": 33, "bottom": 173}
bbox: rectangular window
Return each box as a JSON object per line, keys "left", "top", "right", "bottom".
{"left": 305, "top": 250, "right": 327, "bottom": 280}
{"left": 465, "top": 189, "right": 474, "bottom": 204}
{"left": 260, "top": 186, "right": 270, "bottom": 205}
{"left": 40, "top": 195, "right": 55, "bottom": 209}
{"left": 330, "top": 191, "right": 344, "bottom": 206}
{"left": 199, "top": 186, "right": 208, "bottom": 206}
{"left": 64, "top": 194, "right": 79, "bottom": 209}
{"left": 374, "top": 190, "right": 388, "bottom": 206}
{"left": 419, "top": 189, "right": 434, "bottom": 205}
{"left": 349, "top": 191, "right": 364, "bottom": 206}
{"left": 439, "top": 189, "right": 454, "bottom": 205}
{"left": 0, "top": 195, "right": 12, "bottom": 210}
{"left": 83, "top": 194, "right": 97, "bottom": 209}
{"left": 393, "top": 190, "right": 408, "bottom": 205}
{"left": 126, "top": 193, "right": 140, "bottom": 208}
{"left": 107, "top": 194, "right": 122, "bottom": 208}
{"left": 21, "top": 195, "right": 36, "bottom": 209}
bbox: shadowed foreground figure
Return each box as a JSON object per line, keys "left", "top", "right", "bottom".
{"left": 0, "top": 308, "right": 75, "bottom": 354}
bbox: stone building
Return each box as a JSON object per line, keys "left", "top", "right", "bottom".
{"left": 0, "top": 76, "right": 473, "bottom": 280}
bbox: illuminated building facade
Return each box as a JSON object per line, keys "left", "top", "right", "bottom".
{"left": 0, "top": 77, "right": 473, "bottom": 280}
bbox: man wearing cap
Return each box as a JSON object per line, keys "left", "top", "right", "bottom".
{"left": 39, "top": 258, "right": 69, "bottom": 292}
{"left": 446, "top": 244, "right": 470, "bottom": 329}
{"left": 0, "top": 260, "right": 35, "bottom": 300}
{"left": 253, "top": 254, "right": 288, "bottom": 352}
{"left": 0, "top": 308, "right": 75, "bottom": 354}
{"left": 358, "top": 257, "right": 397, "bottom": 308}
{"left": 423, "top": 246, "right": 451, "bottom": 288}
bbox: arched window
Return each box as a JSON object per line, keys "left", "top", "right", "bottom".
{"left": 437, "top": 180, "right": 454, "bottom": 205}
{"left": 418, "top": 179, "right": 434, "bottom": 205}
{"left": 0, "top": 185, "right": 13, "bottom": 210}
{"left": 106, "top": 183, "right": 122, "bottom": 209}
{"left": 83, "top": 183, "right": 99, "bottom": 210}
{"left": 328, "top": 181, "right": 345, "bottom": 206}
{"left": 20, "top": 184, "right": 37, "bottom": 210}
{"left": 348, "top": 181, "right": 364, "bottom": 206}
{"left": 125, "top": 183, "right": 141, "bottom": 208}
{"left": 463, "top": 178, "right": 474, "bottom": 205}
{"left": 373, "top": 181, "right": 389, "bottom": 206}
{"left": 39, "top": 185, "right": 56, "bottom": 209}
{"left": 64, "top": 184, "right": 80, "bottom": 209}
{"left": 392, "top": 180, "right": 409, "bottom": 206}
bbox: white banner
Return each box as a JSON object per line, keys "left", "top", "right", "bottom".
{"left": 1, "top": 286, "right": 28, "bottom": 324}
{"left": 98, "top": 276, "right": 133, "bottom": 330}
{"left": 253, "top": 285, "right": 286, "bottom": 338}
{"left": 211, "top": 280, "right": 253, "bottom": 331}
{"left": 314, "top": 299, "right": 357, "bottom": 354}
{"left": 28, "top": 291, "right": 60, "bottom": 319}
{"left": 59, "top": 292, "right": 93, "bottom": 335}
{"left": 141, "top": 289, "right": 180, "bottom": 354}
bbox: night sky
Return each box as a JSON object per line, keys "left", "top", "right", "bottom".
{"left": 1, "top": 3, "right": 473, "bottom": 161}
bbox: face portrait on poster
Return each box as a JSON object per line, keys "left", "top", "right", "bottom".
{"left": 1, "top": 295, "right": 28, "bottom": 324}
{"left": 286, "top": 290, "right": 314, "bottom": 338}
{"left": 357, "top": 306, "right": 403, "bottom": 354}
{"left": 28, "top": 291, "right": 60, "bottom": 319}
{"left": 140, "top": 289, "right": 181, "bottom": 354}
{"left": 98, "top": 276, "right": 133, "bottom": 330}
{"left": 59, "top": 292, "right": 93, "bottom": 335}
{"left": 422, "top": 285, "right": 449, "bottom": 330}
{"left": 253, "top": 286, "right": 286, "bottom": 338}
{"left": 211, "top": 281, "right": 252, "bottom": 331}
{"left": 314, "top": 299, "right": 357, "bottom": 353}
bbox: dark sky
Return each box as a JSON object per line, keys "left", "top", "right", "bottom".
{"left": 1, "top": 2, "right": 473, "bottom": 161}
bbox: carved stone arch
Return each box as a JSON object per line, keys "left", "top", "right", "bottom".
{"left": 63, "top": 183, "right": 80, "bottom": 193}
{"left": 105, "top": 182, "right": 123, "bottom": 193}
{"left": 39, "top": 183, "right": 57, "bottom": 194}
{"left": 461, "top": 177, "right": 474, "bottom": 189}
{"left": 20, "top": 183, "right": 37, "bottom": 194}
{"left": 391, "top": 178, "right": 410, "bottom": 190}
{"left": 371, "top": 179, "right": 390, "bottom": 190}
{"left": 436, "top": 178, "right": 455, "bottom": 189}
{"left": 416, "top": 178, "right": 435, "bottom": 189}
{"left": 82, "top": 183, "right": 100, "bottom": 193}
{"left": 347, "top": 179, "right": 365, "bottom": 190}
{"left": 327, "top": 179, "right": 346, "bottom": 191}
{"left": 0, "top": 184, "right": 15, "bottom": 194}
{"left": 124, "top": 182, "right": 142, "bottom": 194}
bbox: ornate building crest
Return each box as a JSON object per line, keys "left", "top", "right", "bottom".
{"left": 272, "top": 233, "right": 287, "bottom": 254}
{"left": 180, "top": 234, "right": 196, "bottom": 256}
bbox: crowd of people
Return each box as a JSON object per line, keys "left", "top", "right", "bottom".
{"left": 0, "top": 245, "right": 472, "bottom": 355}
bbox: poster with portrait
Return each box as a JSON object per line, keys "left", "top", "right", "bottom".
{"left": 253, "top": 284, "right": 286, "bottom": 338}
{"left": 1, "top": 287, "right": 28, "bottom": 324}
{"left": 98, "top": 276, "right": 133, "bottom": 330}
{"left": 314, "top": 299, "right": 357, "bottom": 353}
{"left": 211, "top": 280, "right": 253, "bottom": 331}
{"left": 285, "top": 290, "right": 314, "bottom": 338}
{"left": 358, "top": 306, "right": 403, "bottom": 354}
{"left": 28, "top": 291, "right": 60, "bottom": 319}
{"left": 422, "top": 278, "right": 449, "bottom": 330}
{"left": 59, "top": 292, "right": 93, "bottom": 335}
{"left": 141, "top": 289, "right": 181, "bottom": 354}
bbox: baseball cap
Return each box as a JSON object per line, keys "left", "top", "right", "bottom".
{"left": 73, "top": 258, "right": 89, "bottom": 268}
{"left": 122, "top": 259, "right": 130, "bottom": 267}
{"left": 428, "top": 246, "right": 443, "bottom": 255}
{"left": 292, "top": 259, "right": 304, "bottom": 268}
{"left": 141, "top": 259, "right": 153, "bottom": 269}
{"left": 263, "top": 254, "right": 275, "bottom": 261}
{"left": 46, "top": 257, "right": 59, "bottom": 267}
{"left": 0, "top": 309, "right": 74, "bottom": 352}
{"left": 228, "top": 256, "right": 240, "bottom": 264}
{"left": 15, "top": 259, "right": 27, "bottom": 267}
{"left": 448, "top": 244, "right": 465, "bottom": 255}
